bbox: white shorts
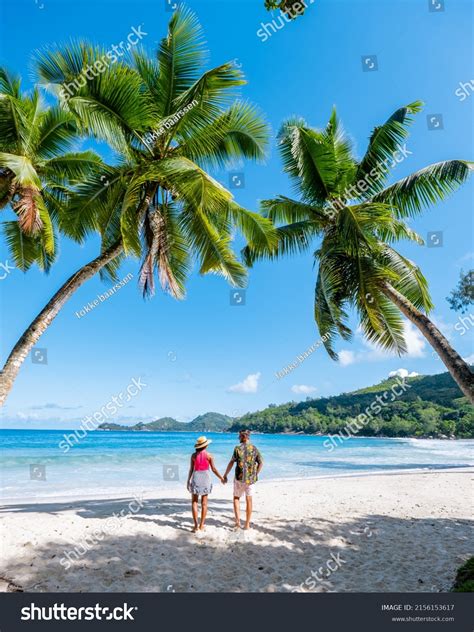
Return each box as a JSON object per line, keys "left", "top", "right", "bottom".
{"left": 233, "top": 480, "right": 254, "bottom": 498}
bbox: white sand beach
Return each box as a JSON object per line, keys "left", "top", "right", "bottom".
{"left": 0, "top": 469, "right": 472, "bottom": 593}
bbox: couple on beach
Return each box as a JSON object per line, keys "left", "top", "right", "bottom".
{"left": 186, "top": 429, "right": 263, "bottom": 532}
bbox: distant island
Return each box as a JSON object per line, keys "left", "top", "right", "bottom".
{"left": 98, "top": 412, "right": 232, "bottom": 433}
{"left": 98, "top": 371, "right": 474, "bottom": 439}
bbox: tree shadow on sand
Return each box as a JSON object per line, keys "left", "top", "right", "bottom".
{"left": 1, "top": 496, "right": 472, "bottom": 593}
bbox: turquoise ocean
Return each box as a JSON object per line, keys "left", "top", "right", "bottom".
{"left": 1, "top": 430, "right": 473, "bottom": 502}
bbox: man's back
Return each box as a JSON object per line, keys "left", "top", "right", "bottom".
{"left": 232, "top": 442, "right": 262, "bottom": 485}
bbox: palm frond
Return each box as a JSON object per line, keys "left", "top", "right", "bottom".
{"left": 243, "top": 219, "right": 319, "bottom": 267}
{"left": 355, "top": 101, "right": 423, "bottom": 197}
{"left": 30, "top": 106, "right": 77, "bottom": 159}
{"left": 2, "top": 218, "right": 57, "bottom": 271}
{"left": 314, "top": 258, "right": 353, "bottom": 360}
{"left": 261, "top": 196, "right": 328, "bottom": 225}
{"left": 377, "top": 243, "right": 433, "bottom": 312}
{"left": 373, "top": 160, "right": 473, "bottom": 217}
{"left": 156, "top": 6, "right": 207, "bottom": 117}
{"left": 139, "top": 203, "right": 189, "bottom": 298}
{"left": 228, "top": 202, "right": 278, "bottom": 251}
{"left": 41, "top": 151, "right": 104, "bottom": 184}
{"left": 12, "top": 185, "right": 43, "bottom": 234}
{"left": 177, "top": 100, "right": 268, "bottom": 169}
{"left": 278, "top": 119, "right": 339, "bottom": 203}
{"left": 359, "top": 293, "right": 407, "bottom": 356}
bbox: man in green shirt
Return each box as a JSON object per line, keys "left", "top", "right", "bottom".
{"left": 223, "top": 430, "right": 263, "bottom": 529}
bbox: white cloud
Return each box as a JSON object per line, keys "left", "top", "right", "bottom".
{"left": 339, "top": 320, "right": 426, "bottom": 366}
{"left": 361, "top": 321, "right": 425, "bottom": 359}
{"left": 16, "top": 411, "right": 40, "bottom": 420}
{"left": 402, "top": 321, "right": 426, "bottom": 357}
{"left": 339, "top": 350, "right": 356, "bottom": 366}
{"left": 388, "top": 368, "right": 419, "bottom": 379}
{"left": 228, "top": 372, "right": 261, "bottom": 394}
{"left": 29, "top": 402, "right": 82, "bottom": 411}
{"left": 291, "top": 384, "right": 317, "bottom": 394}
{"left": 463, "top": 354, "right": 474, "bottom": 364}
{"left": 431, "top": 314, "right": 455, "bottom": 342}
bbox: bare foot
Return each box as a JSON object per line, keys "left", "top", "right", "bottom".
{"left": 192, "top": 526, "right": 199, "bottom": 533}
{"left": 243, "top": 524, "right": 251, "bottom": 530}
{"left": 234, "top": 523, "right": 241, "bottom": 530}
{"left": 199, "top": 525, "right": 206, "bottom": 531}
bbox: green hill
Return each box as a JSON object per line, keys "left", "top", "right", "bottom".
{"left": 98, "top": 412, "right": 232, "bottom": 432}
{"left": 188, "top": 413, "right": 232, "bottom": 432}
{"left": 229, "top": 371, "right": 473, "bottom": 438}
{"left": 98, "top": 371, "right": 473, "bottom": 438}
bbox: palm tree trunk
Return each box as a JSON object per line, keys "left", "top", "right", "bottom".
{"left": 0, "top": 240, "right": 123, "bottom": 406}
{"left": 0, "top": 183, "right": 158, "bottom": 406}
{"left": 381, "top": 281, "right": 474, "bottom": 403}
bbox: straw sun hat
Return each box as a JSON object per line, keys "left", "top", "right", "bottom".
{"left": 194, "top": 436, "right": 212, "bottom": 449}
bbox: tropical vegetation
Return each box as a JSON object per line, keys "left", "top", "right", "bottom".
{"left": 0, "top": 68, "right": 103, "bottom": 272}
{"left": 99, "top": 412, "right": 232, "bottom": 432}
{"left": 264, "top": 0, "right": 307, "bottom": 18}
{"left": 229, "top": 371, "right": 474, "bottom": 438}
{"left": 99, "top": 372, "right": 473, "bottom": 439}
{"left": 0, "top": 8, "right": 275, "bottom": 405}
{"left": 243, "top": 104, "right": 474, "bottom": 402}
{"left": 447, "top": 269, "right": 473, "bottom": 313}
{"left": 452, "top": 557, "right": 474, "bottom": 592}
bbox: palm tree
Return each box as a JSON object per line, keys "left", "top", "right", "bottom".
{"left": 447, "top": 269, "right": 473, "bottom": 314}
{"left": 0, "top": 8, "right": 275, "bottom": 405}
{"left": 264, "top": 0, "right": 306, "bottom": 18}
{"left": 243, "top": 103, "right": 474, "bottom": 402}
{"left": 0, "top": 69, "right": 105, "bottom": 405}
{"left": 0, "top": 67, "right": 102, "bottom": 269}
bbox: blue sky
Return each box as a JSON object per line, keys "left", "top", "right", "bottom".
{"left": 0, "top": 0, "right": 473, "bottom": 429}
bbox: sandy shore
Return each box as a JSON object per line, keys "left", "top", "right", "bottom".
{"left": 0, "top": 469, "right": 472, "bottom": 593}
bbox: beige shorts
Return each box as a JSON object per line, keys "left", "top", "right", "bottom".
{"left": 233, "top": 479, "right": 254, "bottom": 498}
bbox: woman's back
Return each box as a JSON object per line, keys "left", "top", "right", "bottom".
{"left": 194, "top": 450, "right": 210, "bottom": 471}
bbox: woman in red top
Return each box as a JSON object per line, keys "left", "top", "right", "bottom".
{"left": 186, "top": 436, "right": 225, "bottom": 532}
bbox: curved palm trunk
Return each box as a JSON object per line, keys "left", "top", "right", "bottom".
{"left": 0, "top": 240, "right": 123, "bottom": 406}
{"left": 0, "top": 183, "right": 157, "bottom": 407}
{"left": 381, "top": 282, "right": 474, "bottom": 403}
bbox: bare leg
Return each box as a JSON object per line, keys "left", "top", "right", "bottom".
{"left": 244, "top": 496, "right": 253, "bottom": 529}
{"left": 199, "top": 495, "right": 208, "bottom": 530}
{"left": 233, "top": 496, "right": 241, "bottom": 528}
{"left": 191, "top": 494, "right": 199, "bottom": 532}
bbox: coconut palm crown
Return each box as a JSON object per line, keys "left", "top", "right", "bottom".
{"left": 0, "top": 68, "right": 102, "bottom": 271}
{"left": 0, "top": 8, "right": 277, "bottom": 407}
{"left": 243, "top": 103, "right": 473, "bottom": 400}
{"left": 35, "top": 6, "right": 276, "bottom": 295}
